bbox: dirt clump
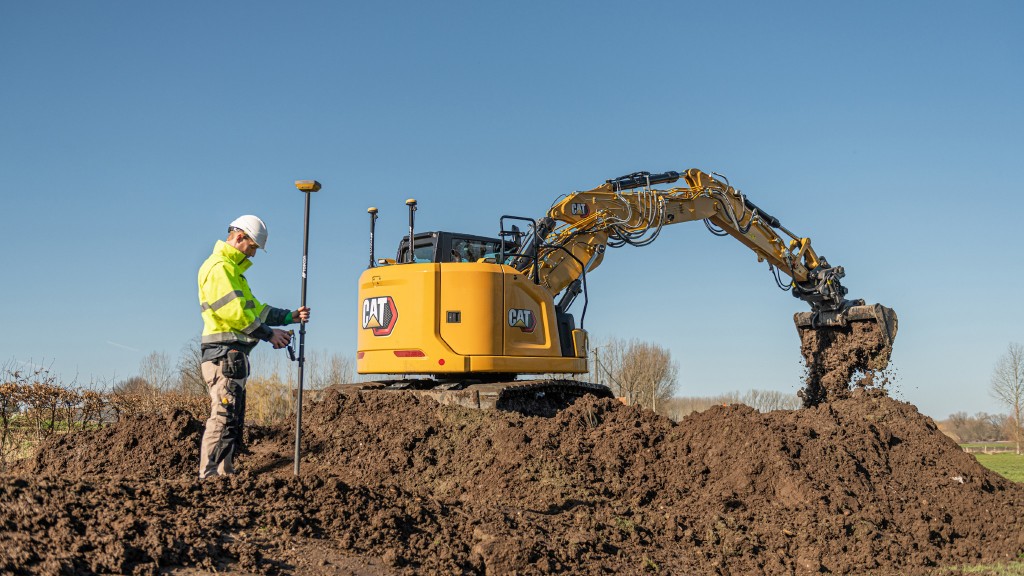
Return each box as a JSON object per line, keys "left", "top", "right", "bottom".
{"left": 799, "top": 319, "right": 894, "bottom": 406}
{"left": 3, "top": 387, "right": 1023, "bottom": 575}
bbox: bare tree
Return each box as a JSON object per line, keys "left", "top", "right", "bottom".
{"left": 245, "top": 372, "right": 294, "bottom": 424}
{"left": 591, "top": 338, "right": 626, "bottom": 400}
{"left": 990, "top": 342, "right": 1024, "bottom": 454}
{"left": 112, "top": 376, "right": 157, "bottom": 395}
{"left": 588, "top": 340, "right": 621, "bottom": 392}
{"left": 740, "top": 389, "right": 802, "bottom": 412}
{"left": 594, "top": 337, "right": 679, "bottom": 414}
{"left": 176, "top": 337, "right": 206, "bottom": 396}
{"left": 139, "top": 352, "right": 174, "bottom": 392}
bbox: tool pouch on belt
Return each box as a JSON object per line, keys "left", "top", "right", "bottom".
{"left": 221, "top": 349, "right": 249, "bottom": 379}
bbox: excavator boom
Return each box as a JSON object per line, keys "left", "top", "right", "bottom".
{"left": 516, "top": 168, "right": 896, "bottom": 346}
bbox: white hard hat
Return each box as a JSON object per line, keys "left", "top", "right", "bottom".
{"left": 229, "top": 215, "right": 268, "bottom": 251}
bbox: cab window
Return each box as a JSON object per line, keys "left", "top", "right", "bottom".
{"left": 451, "top": 237, "right": 502, "bottom": 262}
{"left": 397, "top": 237, "right": 437, "bottom": 263}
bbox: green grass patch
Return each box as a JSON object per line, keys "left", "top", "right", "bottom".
{"left": 973, "top": 453, "right": 1024, "bottom": 483}
{"left": 941, "top": 559, "right": 1024, "bottom": 575}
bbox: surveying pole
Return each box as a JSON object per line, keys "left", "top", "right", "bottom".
{"left": 293, "top": 179, "right": 320, "bottom": 476}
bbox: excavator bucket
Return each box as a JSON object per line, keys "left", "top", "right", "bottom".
{"left": 793, "top": 303, "right": 898, "bottom": 348}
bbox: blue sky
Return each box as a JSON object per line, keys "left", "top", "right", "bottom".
{"left": 1, "top": 1, "right": 1021, "bottom": 419}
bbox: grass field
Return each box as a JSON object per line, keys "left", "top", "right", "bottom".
{"left": 973, "top": 452, "right": 1024, "bottom": 483}
{"left": 942, "top": 560, "right": 1024, "bottom": 575}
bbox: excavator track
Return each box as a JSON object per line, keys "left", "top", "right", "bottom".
{"left": 333, "top": 379, "right": 614, "bottom": 417}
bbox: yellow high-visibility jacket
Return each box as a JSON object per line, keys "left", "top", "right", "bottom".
{"left": 198, "top": 240, "right": 290, "bottom": 355}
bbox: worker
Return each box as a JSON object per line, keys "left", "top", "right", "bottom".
{"left": 196, "top": 215, "right": 311, "bottom": 479}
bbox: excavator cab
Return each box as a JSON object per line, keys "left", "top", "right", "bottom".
{"left": 395, "top": 232, "right": 508, "bottom": 264}
{"left": 358, "top": 222, "right": 590, "bottom": 381}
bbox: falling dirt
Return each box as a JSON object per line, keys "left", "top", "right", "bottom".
{"left": 4, "top": 385, "right": 1024, "bottom": 575}
{"left": 798, "top": 319, "right": 895, "bottom": 407}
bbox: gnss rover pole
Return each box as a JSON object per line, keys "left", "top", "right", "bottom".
{"left": 293, "top": 179, "right": 320, "bottom": 476}
{"left": 405, "top": 199, "right": 417, "bottom": 262}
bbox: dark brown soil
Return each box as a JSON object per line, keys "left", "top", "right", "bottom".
{"left": 798, "top": 320, "right": 894, "bottom": 407}
{"left": 20, "top": 409, "right": 203, "bottom": 479}
{"left": 4, "top": 384, "right": 1023, "bottom": 575}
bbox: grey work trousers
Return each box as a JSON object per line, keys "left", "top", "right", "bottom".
{"left": 198, "top": 359, "right": 246, "bottom": 479}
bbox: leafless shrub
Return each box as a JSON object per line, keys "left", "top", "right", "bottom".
{"left": 156, "top": 391, "right": 208, "bottom": 420}
{"left": 108, "top": 391, "right": 149, "bottom": 421}
{"left": 245, "top": 347, "right": 353, "bottom": 424}
{"left": 1, "top": 363, "right": 116, "bottom": 468}
{"left": 306, "top": 349, "right": 354, "bottom": 391}
{"left": 0, "top": 341, "right": 353, "bottom": 467}
{"left": 24, "top": 377, "right": 63, "bottom": 438}
{"left": 57, "top": 386, "right": 81, "bottom": 434}
{"left": 246, "top": 374, "right": 294, "bottom": 424}
{"left": 0, "top": 364, "right": 29, "bottom": 469}
{"left": 79, "top": 389, "right": 105, "bottom": 429}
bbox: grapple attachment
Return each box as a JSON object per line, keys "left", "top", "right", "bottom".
{"left": 793, "top": 301, "right": 898, "bottom": 348}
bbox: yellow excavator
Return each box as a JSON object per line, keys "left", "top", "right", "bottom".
{"left": 348, "top": 168, "right": 897, "bottom": 414}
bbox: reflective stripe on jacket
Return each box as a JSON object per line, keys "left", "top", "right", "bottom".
{"left": 198, "top": 240, "right": 275, "bottom": 348}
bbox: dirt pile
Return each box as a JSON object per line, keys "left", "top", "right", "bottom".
{"left": 0, "top": 473, "right": 470, "bottom": 575}
{"left": 4, "top": 386, "right": 1023, "bottom": 575}
{"left": 26, "top": 408, "right": 203, "bottom": 479}
{"left": 798, "top": 320, "right": 894, "bottom": 406}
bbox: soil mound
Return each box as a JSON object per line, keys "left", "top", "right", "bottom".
{"left": 25, "top": 408, "right": 204, "bottom": 479}
{"left": 3, "top": 387, "right": 1023, "bottom": 575}
{"left": 0, "top": 474, "right": 470, "bottom": 575}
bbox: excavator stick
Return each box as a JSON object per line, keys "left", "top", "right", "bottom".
{"left": 793, "top": 302, "right": 898, "bottom": 348}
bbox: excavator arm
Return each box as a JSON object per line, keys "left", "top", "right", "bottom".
{"left": 513, "top": 168, "right": 896, "bottom": 344}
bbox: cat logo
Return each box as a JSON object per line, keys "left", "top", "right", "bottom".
{"left": 362, "top": 296, "right": 398, "bottom": 336}
{"left": 570, "top": 202, "right": 590, "bottom": 216}
{"left": 507, "top": 308, "right": 536, "bottom": 333}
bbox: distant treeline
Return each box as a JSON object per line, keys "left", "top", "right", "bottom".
{"left": 937, "top": 411, "right": 1015, "bottom": 443}
{"left": 659, "top": 389, "right": 802, "bottom": 421}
